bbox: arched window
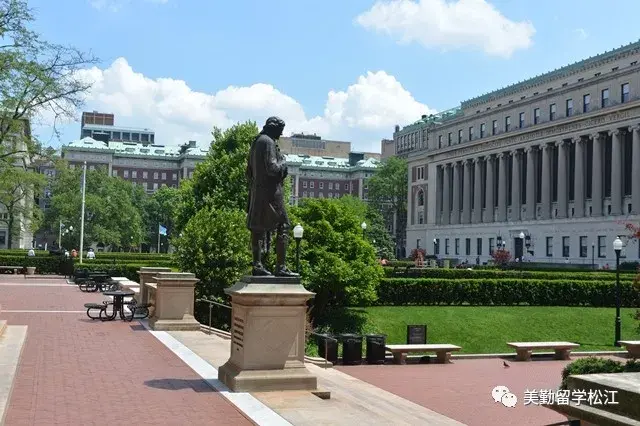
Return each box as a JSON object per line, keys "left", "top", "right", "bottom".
{"left": 417, "top": 190, "right": 424, "bottom": 206}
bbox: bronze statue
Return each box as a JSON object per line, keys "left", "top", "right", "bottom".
{"left": 246, "top": 117, "right": 299, "bottom": 277}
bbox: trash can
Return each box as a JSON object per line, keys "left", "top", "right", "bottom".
{"left": 316, "top": 334, "right": 338, "bottom": 364}
{"left": 365, "top": 334, "right": 386, "bottom": 364}
{"left": 340, "top": 333, "right": 363, "bottom": 365}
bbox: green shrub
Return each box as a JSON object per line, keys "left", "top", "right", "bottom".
{"left": 382, "top": 267, "right": 636, "bottom": 281}
{"left": 377, "top": 278, "right": 639, "bottom": 307}
{"left": 560, "top": 357, "right": 640, "bottom": 389}
{"left": 0, "top": 255, "right": 67, "bottom": 274}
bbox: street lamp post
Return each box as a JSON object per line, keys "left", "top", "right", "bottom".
{"left": 519, "top": 232, "right": 525, "bottom": 276}
{"left": 293, "top": 224, "right": 304, "bottom": 273}
{"left": 591, "top": 242, "right": 595, "bottom": 270}
{"left": 433, "top": 238, "right": 437, "bottom": 256}
{"left": 361, "top": 221, "right": 367, "bottom": 238}
{"left": 613, "top": 236, "right": 623, "bottom": 347}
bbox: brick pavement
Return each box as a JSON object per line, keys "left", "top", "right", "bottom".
{"left": 337, "top": 357, "right": 616, "bottom": 426}
{"left": 1, "top": 277, "right": 255, "bottom": 426}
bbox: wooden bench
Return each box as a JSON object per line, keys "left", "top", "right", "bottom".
{"left": 507, "top": 341, "right": 580, "bottom": 361}
{"left": 0, "top": 266, "right": 24, "bottom": 275}
{"left": 385, "top": 344, "right": 462, "bottom": 364}
{"left": 618, "top": 340, "right": 640, "bottom": 358}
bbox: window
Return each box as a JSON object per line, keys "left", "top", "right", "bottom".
{"left": 455, "top": 238, "right": 460, "bottom": 255}
{"left": 489, "top": 238, "right": 494, "bottom": 254}
{"left": 417, "top": 166, "right": 425, "bottom": 180}
{"left": 310, "top": 191, "right": 314, "bottom": 197}
{"left": 465, "top": 238, "right": 471, "bottom": 256}
{"left": 310, "top": 182, "right": 315, "bottom": 189}
{"left": 519, "top": 112, "right": 525, "bottom": 128}
{"left": 112, "top": 170, "right": 118, "bottom": 177}
{"left": 566, "top": 99, "right": 573, "bottom": 117}
{"left": 579, "top": 236, "right": 588, "bottom": 258}
{"left": 319, "top": 182, "right": 324, "bottom": 189}
{"left": 601, "top": 88, "right": 609, "bottom": 107}
{"left": 435, "top": 238, "right": 440, "bottom": 255}
{"left": 546, "top": 237, "right": 553, "bottom": 257}
{"left": 438, "top": 135, "right": 443, "bottom": 148}
{"left": 153, "top": 172, "right": 159, "bottom": 179}
{"left": 123, "top": 170, "right": 129, "bottom": 178}
{"left": 418, "top": 211, "right": 424, "bottom": 224}
{"left": 458, "top": 129, "right": 463, "bottom": 143}
{"left": 142, "top": 182, "right": 147, "bottom": 190}
{"left": 448, "top": 132, "right": 452, "bottom": 146}
{"left": 477, "top": 238, "right": 483, "bottom": 256}
{"left": 132, "top": 171, "right": 137, "bottom": 179}
{"left": 480, "top": 123, "right": 486, "bottom": 138}
{"left": 562, "top": 236, "right": 570, "bottom": 258}
{"left": 549, "top": 103, "right": 556, "bottom": 121}
{"left": 89, "top": 165, "right": 95, "bottom": 171}
{"left": 335, "top": 183, "right": 340, "bottom": 190}
{"left": 303, "top": 191, "right": 307, "bottom": 197}
{"left": 468, "top": 126, "right": 474, "bottom": 141}
{"left": 153, "top": 183, "right": 158, "bottom": 190}
{"left": 328, "top": 182, "right": 334, "bottom": 190}
{"left": 505, "top": 116, "right": 511, "bottom": 132}
{"left": 172, "top": 173, "right": 177, "bottom": 180}
{"left": 598, "top": 236, "right": 606, "bottom": 258}
{"left": 143, "top": 171, "right": 148, "bottom": 179}
{"left": 122, "top": 132, "right": 130, "bottom": 140}
{"left": 445, "top": 238, "right": 450, "bottom": 255}
{"left": 188, "top": 171, "right": 193, "bottom": 178}
{"left": 319, "top": 192, "right": 324, "bottom": 198}
{"left": 303, "top": 181, "right": 307, "bottom": 188}
{"left": 534, "top": 108, "right": 540, "bottom": 124}
{"left": 492, "top": 120, "right": 498, "bottom": 135}
{"left": 583, "top": 94, "right": 591, "bottom": 112}
{"left": 160, "top": 172, "right": 165, "bottom": 180}
{"left": 621, "top": 83, "right": 630, "bottom": 103}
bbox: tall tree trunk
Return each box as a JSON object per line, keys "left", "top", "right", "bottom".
{"left": 7, "top": 213, "right": 14, "bottom": 249}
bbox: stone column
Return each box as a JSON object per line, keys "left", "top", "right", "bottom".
{"left": 452, "top": 162, "right": 461, "bottom": 224}
{"left": 511, "top": 150, "right": 521, "bottom": 221}
{"left": 435, "top": 166, "right": 442, "bottom": 225}
{"left": 148, "top": 272, "right": 201, "bottom": 331}
{"left": 137, "top": 267, "right": 172, "bottom": 306}
{"left": 556, "top": 140, "right": 568, "bottom": 219}
{"left": 573, "top": 137, "right": 585, "bottom": 218}
{"left": 462, "top": 160, "right": 472, "bottom": 224}
{"left": 525, "top": 147, "right": 536, "bottom": 220}
{"left": 592, "top": 133, "right": 603, "bottom": 216}
{"left": 442, "top": 164, "right": 451, "bottom": 225}
{"left": 610, "top": 129, "right": 622, "bottom": 215}
{"left": 632, "top": 126, "right": 640, "bottom": 214}
{"left": 541, "top": 143, "right": 552, "bottom": 219}
{"left": 497, "top": 153, "right": 508, "bottom": 222}
{"left": 294, "top": 174, "right": 300, "bottom": 205}
{"left": 473, "top": 158, "right": 482, "bottom": 223}
{"left": 484, "top": 156, "right": 495, "bottom": 223}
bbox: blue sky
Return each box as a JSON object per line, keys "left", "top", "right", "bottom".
{"left": 28, "top": 0, "right": 640, "bottom": 152}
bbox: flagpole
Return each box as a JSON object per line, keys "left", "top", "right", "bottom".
{"left": 79, "top": 161, "right": 87, "bottom": 264}
{"left": 157, "top": 223, "right": 161, "bottom": 254}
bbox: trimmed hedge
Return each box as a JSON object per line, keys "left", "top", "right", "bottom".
{"left": 383, "top": 267, "right": 637, "bottom": 281}
{"left": 377, "top": 278, "right": 640, "bottom": 307}
{"left": 0, "top": 249, "right": 172, "bottom": 261}
{"left": 0, "top": 255, "right": 68, "bottom": 274}
{"left": 561, "top": 357, "right": 640, "bottom": 389}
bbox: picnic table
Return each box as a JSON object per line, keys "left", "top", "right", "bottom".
{"left": 100, "top": 290, "right": 136, "bottom": 321}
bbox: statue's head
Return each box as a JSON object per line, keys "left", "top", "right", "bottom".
{"left": 262, "top": 116, "right": 285, "bottom": 139}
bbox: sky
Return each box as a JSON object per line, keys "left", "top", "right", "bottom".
{"left": 27, "top": 0, "right": 640, "bottom": 153}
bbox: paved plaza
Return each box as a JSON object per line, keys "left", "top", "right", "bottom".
{"left": 0, "top": 274, "right": 614, "bottom": 425}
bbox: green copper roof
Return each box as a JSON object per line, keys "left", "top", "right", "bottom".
{"left": 462, "top": 39, "right": 640, "bottom": 108}
{"left": 399, "top": 106, "right": 463, "bottom": 133}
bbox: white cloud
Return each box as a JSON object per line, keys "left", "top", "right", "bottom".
{"left": 355, "top": 0, "right": 535, "bottom": 58}
{"left": 54, "top": 57, "right": 433, "bottom": 152}
{"left": 574, "top": 28, "right": 588, "bottom": 40}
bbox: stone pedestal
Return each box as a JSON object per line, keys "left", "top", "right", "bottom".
{"left": 218, "top": 275, "right": 318, "bottom": 392}
{"left": 137, "top": 267, "right": 172, "bottom": 305}
{"left": 148, "top": 272, "right": 201, "bottom": 331}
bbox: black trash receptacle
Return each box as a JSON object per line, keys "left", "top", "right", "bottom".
{"left": 316, "top": 334, "right": 338, "bottom": 364}
{"left": 365, "top": 334, "right": 386, "bottom": 364}
{"left": 340, "top": 333, "right": 363, "bottom": 365}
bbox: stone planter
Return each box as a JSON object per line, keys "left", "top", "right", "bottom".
{"left": 26, "top": 267, "right": 36, "bottom": 275}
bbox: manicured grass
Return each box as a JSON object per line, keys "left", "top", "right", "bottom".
{"left": 317, "top": 306, "right": 640, "bottom": 354}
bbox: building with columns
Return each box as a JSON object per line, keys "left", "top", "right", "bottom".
{"left": 406, "top": 40, "right": 640, "bottom": 266}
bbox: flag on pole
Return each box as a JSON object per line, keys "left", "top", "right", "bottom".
{"left": 158, "top": 224, "right": 167, "bottom": 236}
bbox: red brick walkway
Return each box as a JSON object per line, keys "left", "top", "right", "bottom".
{"left": 0, "top": 278, "right": 255, "bottom": 426}
{"left": 337, "top": 357, "right": 612, "bottom": 426}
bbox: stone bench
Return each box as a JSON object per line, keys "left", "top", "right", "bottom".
{"left": 385, "top": 344, "right": 462, "bottom": 364}
{"left": 618, "top": 340, "right": 640, "bottom": 359}
{"left": 507, "top": 341, "right": 580, "bottom": 361}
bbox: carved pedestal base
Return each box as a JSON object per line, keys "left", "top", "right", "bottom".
{"left": 218, "top": 276, "right": 318, "bottom": 392}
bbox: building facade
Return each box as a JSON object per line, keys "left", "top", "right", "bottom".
{"left": 285, "top": 152, "right": 379, "bottom": 204}
{"left": 406, "top": 40, "right": 640, "bottom": 266}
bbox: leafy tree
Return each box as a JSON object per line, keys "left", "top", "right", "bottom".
{"left": 366, "top": 157, "right": 408, "bottom": 257}
{"left": 143, "top": 185, "right": 179, "bottom": 250}
{"left": 0, "top": 0, "right": 98, "bottom": 161}
{"left": 288, "top": 197, "right": 383, "bottom": 323}
{"left": 491, "top": 248, "right": 512, "bottom": 267}
{"left": 46, "top": 164, "right": 144, "bottom": 249}
{"left": 173, "top": 207, "right": 251, "bottom": 300}
{"left": 0, "top": 165, "right": 45, "bottom": 248}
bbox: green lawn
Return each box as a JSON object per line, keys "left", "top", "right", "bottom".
{"left": 312, "top": 306, "right": 640, "bottom": 355}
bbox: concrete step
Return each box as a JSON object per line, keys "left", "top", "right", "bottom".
{"left": 548, "top": 399, "right": 640, "bottom": 426}
{"left": 0, "top": 320, "right": 6, "bottom": 338}
{"left": 0, "top": 325, "right": 28, "bottom": 425}
{"left": 567, "top": 373, "right": 640, "bottom": 421}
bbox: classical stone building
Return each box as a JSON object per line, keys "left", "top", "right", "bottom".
{"left": 406, "top": 40, "right": 640, "bottom": 266}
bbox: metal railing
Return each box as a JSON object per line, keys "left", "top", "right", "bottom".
{"left": 195, "top": 298, "right": 232, "bottom": 332}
